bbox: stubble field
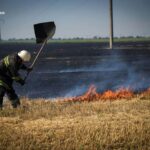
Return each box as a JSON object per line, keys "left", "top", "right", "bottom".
{"left": 0, "top": 95, "right": 150, "bottom": 150}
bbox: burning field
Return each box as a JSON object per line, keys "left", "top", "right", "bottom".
{"left": 61, "top": 84, "right": 150, "bottom": 102}
{"left": 62, "top": 85, "right": 134, "bottom": 102}
{"left": 0, "top": 42, "right": 150, "bottom": 149}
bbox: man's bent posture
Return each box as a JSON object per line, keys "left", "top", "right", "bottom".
{"left": 0, "top": 50, "right": 32, "bottom": 109}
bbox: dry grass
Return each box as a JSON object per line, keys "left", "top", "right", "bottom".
{"left": 0, "top": 96, "right": 150, "bottom": 150}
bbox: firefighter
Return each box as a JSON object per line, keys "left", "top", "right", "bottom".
{"left": 0, "top": 50, "right": 32, "bottom": 109}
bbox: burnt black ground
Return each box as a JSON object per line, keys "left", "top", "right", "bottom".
{"left": 0, "top": 41, "right": 150, "bottom": 98}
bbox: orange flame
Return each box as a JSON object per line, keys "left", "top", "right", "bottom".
{"left": 101, "top": 88, "right": 134, "bottom": 100}
{"left": 62, "top": 85, "right": 135, "bottom": 102}
{"left": 61, "top": 84, "right": 150, "bottom": 103}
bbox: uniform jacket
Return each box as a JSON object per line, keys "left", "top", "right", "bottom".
{"left": 0, "top": 53, "right": 27, "bottom": 88}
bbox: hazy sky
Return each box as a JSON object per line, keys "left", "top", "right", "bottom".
{"left": 0, "top": 0, "right": 150, "bottom": 39}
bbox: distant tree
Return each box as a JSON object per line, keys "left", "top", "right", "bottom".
{"left": 93, "top": 36, "right": 98, "bottom": 39}
{"left": 18, "top": 38, "right": 24, "bottom": 41}
{"left": 115, "top": 36, "right": 119, "bottom": 38}
{"left": 75, "top": 37, "right": 80, "bottom": 40}
{"left": 57, "top": 38, "right": 62, "bottom": 40}
{"left": 8, "top": 38, "right": 16, "bottom": 41}
{"left": 120, "top": 36, "right": 126, "bottom": 39}
{"left": 127, "top": 36, "right": 134, "bottom": 38}
{"left": 136, "top": 36, "right": 142, "bottom": 38}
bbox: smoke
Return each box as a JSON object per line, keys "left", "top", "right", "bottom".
{"left": 61, "top": 49, "right": 150, "bottom": 97}
{"left": 64, "top": 85, "right": 87, "bottom": 97}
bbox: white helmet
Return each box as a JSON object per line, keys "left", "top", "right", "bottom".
{"left": 18, "top": 50, "right": 31, "bottom": 62}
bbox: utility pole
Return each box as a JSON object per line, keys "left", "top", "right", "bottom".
{"left": 0, "top": 11, "right": 5, "bottom": 42}
{"left": 0, "top": 25, "right": 1, "bottom": 41}
{"left": 0, "top": 19, "right": 5, "bottom": 42}
{"left": 109, "top": 0, "right": 114, "bottom": 49}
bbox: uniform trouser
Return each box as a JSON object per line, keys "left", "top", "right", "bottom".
{"left": 0, "top": 86, "right": 20, "bottom": 108}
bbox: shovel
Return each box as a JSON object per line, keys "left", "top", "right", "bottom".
{"left": 24, "top": 21, "right": 56, "bottom": 81}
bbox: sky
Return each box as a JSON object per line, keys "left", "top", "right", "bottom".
{"left": 0, "top": 0, "right": 150, "bottom": 39}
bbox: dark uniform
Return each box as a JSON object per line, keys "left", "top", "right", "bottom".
{"left": 0, "top": 53, "right": 28, "bottom": 108}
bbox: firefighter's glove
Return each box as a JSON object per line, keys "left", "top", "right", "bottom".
{"left": 27, "top": 67, "right": 33, "bottom": 72}
{"left": 19, "top": 80, "right": 25, "bottom": 86}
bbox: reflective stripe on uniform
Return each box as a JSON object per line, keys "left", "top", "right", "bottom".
{"left": 12, "top": 76, "right": 22, "bottom": 81}
{"left": 0, "top": 80, "right": 10, "bottom": 90}
{"left": 4, "top": 56, "right": 9, "bottom": 67}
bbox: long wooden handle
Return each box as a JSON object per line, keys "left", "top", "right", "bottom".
{"left": 30, "top": 39, "right": 47, "bottom": 68}
{"left": 24, "top": 39, "right": 47, "bottom": 81}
